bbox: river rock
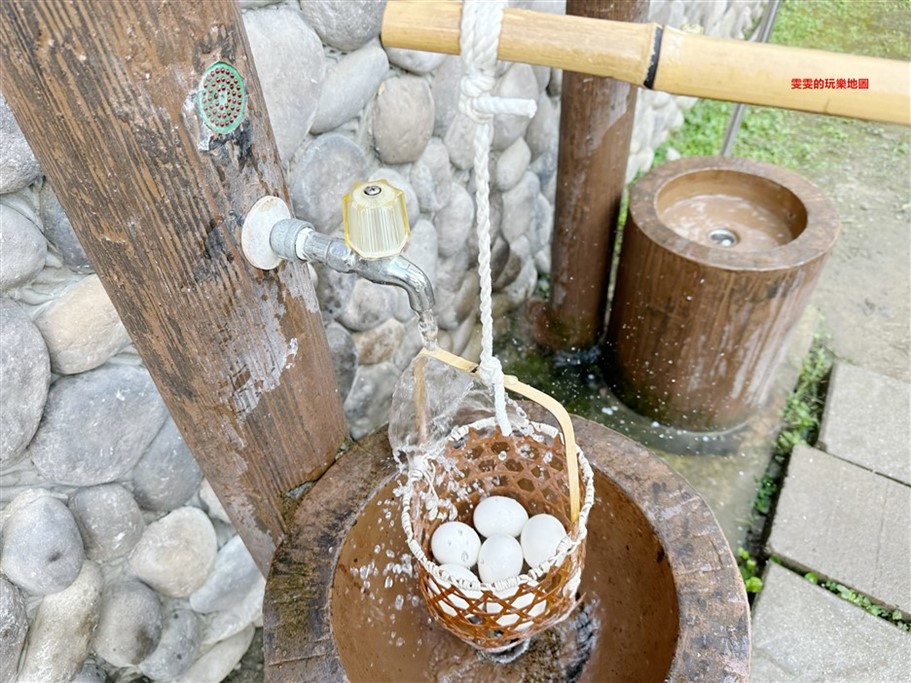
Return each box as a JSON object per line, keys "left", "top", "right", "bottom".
{"left": 244, "top": 7, "right": 325, "bottom": 161}
{"left": 139, "top": 609, "right": 200, "bottom": 681}
{"left": 33, "top": 275, "right": 131, "bottom": 374}
{"left": 70, "top": 662, "right": 110, "bottom": 682}
{"left": 392, "top": 319, "right": 424, "bottom": 370}
{"left": 93, "top": 579, "right": 162, "bottom": 668}
{"left": 373, "top": 76, "right": 434, "bottom": 164}
{"left": 403, "top": 218, "right": 438, "bottom": 289}
{"left": 289, "top": 133, "right": 367, "bottom": 233}
{"left": 344, "top": 361, "right": 400, "bottom": 440}
{"left": 352, "top": 318, "right": 406, "bottom": 365}
{"left": 0, "top": 491, "right": 84, "bottom": 595}
{"left": 434, "top": 271, "right": 480, "bottom": 331}
{"left": 431, "top": 56, "right": 462, "bottom": 136}
{"left": 200, "top": 573, "right": 265, "bottom": 646}
{"left": 504, "top": 259, "right": 538, "bottom": 306}
{"left": 39, "top": 183, "right": 92, "bottom": 273}
{"left": 69, "top": 484, "right": 144, "bottom": 562}
{"left": 443, "top": 113, "right": 475, "bottom": 170}
{"left": 501, "top": 171, "right": 541, "bottom": 244}
{"left": 370, "top": 167, "right": 420, "bottom": 225}
{"left": 531, "top": 193, "right": 553, "bottom": 253}
{"left": 132, "top": 419, "right": 202, "bottom": 512}
{"left": 311, "top": 44, "right": 389, "bottom": 134}
{"left": 525, "top": 92, "right": 557, "bottom": 159}
{"left": 385, "top": 46, "right": 446, "bottom": 75}
{"left": 434, "top": 184, "right": 474, "bottom": 259}
{"left": 298, "top": 0, "right": 384, "bottom": 51}
{"left": 0, "top": 299, "right": 50, "bottom": 465}
{"left": 172, "top": 624, "right": 254, "bottom": 683}
{"left": 17, "top": 562, "right": 102, "bottom": 683}
{"left": 0, "top": 577, "right": 27, "bottom": 682}
{"left": 0, "top": 92, "right": 41, "bottom": 194}
{"left": 189, "top": 535, "right": 260, "bottom": 614}
{"left": 337, "top": 278, "right": 395, "bottom": 332}
{"left": 29, "top": 365, "right": 168, "bottom": 486}
{"left": 494, "top": 137, "right": 532, "bottom": 191}
{"left": 325, "top": 321, "right": 357, "bottom": 401}
{"left": 0, "top": 202, "right": 46, "bottom": 291}
{"left": 409, "top": 138, "right": 452, "bottom": 213}
{"left": 491, "top": 63, "right": 538, "bottom": 150}
{"left": 129, "top": 507, "right": 217, "bottom": 598}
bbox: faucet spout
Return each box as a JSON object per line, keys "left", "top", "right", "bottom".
{"left": 269, "top": 218, "right": 435, "bottom": 316}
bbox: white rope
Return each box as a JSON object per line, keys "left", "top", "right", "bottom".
{"left": 458, "top": 0, "right": 536, "bottom": 437}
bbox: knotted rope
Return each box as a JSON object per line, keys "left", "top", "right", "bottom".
{"left": 458, "top": 0, "right": 536, "bottom": 436}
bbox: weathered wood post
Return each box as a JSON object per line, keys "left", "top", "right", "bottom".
{"left": 531, "top": 0, "right": 649, "bottom": 350}
{"left": 0, "top": 0, "right": 348, "bottom": 573}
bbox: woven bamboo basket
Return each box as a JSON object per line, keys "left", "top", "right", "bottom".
{"left": 400, "top": 348, "right": 595, "bottom": 652}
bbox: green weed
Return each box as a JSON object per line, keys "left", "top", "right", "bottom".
{"left": 805, "top": 572, "right": 911, "bottom": 631}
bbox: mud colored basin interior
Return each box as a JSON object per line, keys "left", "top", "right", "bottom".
{"left": 263, "top": 416, "right": 750, "bottom": 682}
{"left": 605, "top": 156, "right": 839, "bottom": 431}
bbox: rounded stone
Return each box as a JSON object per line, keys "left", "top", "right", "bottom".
{"left": 298, "top": 0, "right": 384, "bottom": 51}
{"left": 139, "top": 609, "right": 200, "bottom": 681}
{"left": 69, "top": 484, "right": 144, "bottom": 562}
{"left": 200, "top": 573, "right": 265, "bottom": 647}
{"left": 373, "top": 76, "right": 434, "bottom": 164}
{"left": 492, "top": 63, "right": 539, "bottom": 150}
{"left": 29, "top": 365, "right": 168, "bottom": 486}
{"left": 431, "top": 56, "right": 463, "bottom": 136}
{"left": 0, "top": 92, "right": 41, "bottom": 194}
{"left": 17, "top": 561, "right": 103, "bottom": 683}
{"left": 243, "top": 7, "right": 325, "bottom": 161}
{"left": 495, "top": 137, "right": 532, "bottom": 192}
{"left": 409, "top": 138, "right": 452, "bottom": 213}
{"left": 434, "top": 184, "right": 475, "bottom": 259}
{"left": 311, "top": 44, "right": 389, "bottom": 134}
{"left": 370, "top": 167, "right": 420, "bottom": 225}
{"left": 343, "top": 361, "right": 401, "bottom": 440}
{"left": 129, "top": 507, "right": 217, "bottom": 598}
{"left": 501, "top": 171, "right": 542, "bottom": 244}
{"left": 403, "top": 218, "right": 438, "bottom": 289}
{"left": 525, "top": 92, "right": 558, "bottom": 159}
{"left": 352, "top": 318, "right": 406, "bottom": 366}
{"left": 1, "top": 492, "right": 85, "bottom": 595}
{"left": 70, "top": 662, "right": 110, "bottom": 682}
{"left": 325, "top": 321, "right": 358, "bottom": 402}
{"left": 189, "top": 535, "right": 260, "bottom": 614}
{"left": 170, "top": 624, "right": 254, "bottom": 683}
{"left": 33, "top": 274, "right": 132, "bottom": 375}
{"left": 39, "top": 182, "right": 93, "bottom": 273}
{"left": 385, "top": 46, "right": 446, "bottom": 75}
{"left": 93, "top": 579, "right": 162, "bottom": 668}
{"left": 0, "top": 202, "right": 46, "bottom": 291}
{"left": 443, "top": 113, "right": 475, "bottom": 170}
{"left": 132, "top": 419, "right": 202, "bottom": 512}
{"left": 336, "top": 278, "right": 395, "bottom": 332}
{"left": 0, "top": 577, "right": 27, "bottom": 683}
{"left": 0, "top": 299, "right": 50, "bottom": 465}
{"left": 289, "top": 133, "right": 367, "bottom": 233}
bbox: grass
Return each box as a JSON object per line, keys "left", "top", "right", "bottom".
{"left": 805, "top": 572, "right": 911, "bottom": 632}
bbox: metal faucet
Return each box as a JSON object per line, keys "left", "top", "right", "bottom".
{"left": 242, "top": 180, "right": 434, "bottom": 315}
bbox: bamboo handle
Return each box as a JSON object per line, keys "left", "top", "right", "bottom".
{"left": 420, "top": 347, "right": 581, "bottom": 524}
{"left": 381, "top": 0, "right": 911, "bottom": 126}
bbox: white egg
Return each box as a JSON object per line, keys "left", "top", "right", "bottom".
{"left": 433, "top": 563, "right": 482, "bottom": 616}
{"left": 485, "top": 586, "right": 546, "bottom": 628}
{"left": 520, "top": 514, "right": 568, "bottom": 569}
{"left": 431, "top": 521, "right": 481, "bottom": 567}
{"left": 477, "top": 535, "right": 523, "bottom": 584}
{"left": 473, "top": 496, "right": 529, "bottom": 538}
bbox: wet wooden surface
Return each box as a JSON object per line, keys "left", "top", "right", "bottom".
{"left": 604, "top": 156, "right": 839, "bottom": 430}
{"left": 531, "top": 0, "right": 649, "bottom": 350}
{"left": 0, "top": 0, "right": 347, "bottom": 572}
{"left": 263, "top": 416, "right": 750, "bottom": 682}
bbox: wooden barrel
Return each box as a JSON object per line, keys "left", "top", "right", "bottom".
{"left": 603, "top": 156, "right": 839, "bottom": 431}
{"left": 263, "top": 416, "right": 750, "bottom": 682}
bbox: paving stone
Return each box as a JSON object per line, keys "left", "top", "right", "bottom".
{"left": 751, "top": 563, "right": 911, "bottom": 682}
{"left": 818, "top": 362, "right": 910, "bottom": 486}
{"left": 767, "top": 445, "right": 911, "bottom": 613}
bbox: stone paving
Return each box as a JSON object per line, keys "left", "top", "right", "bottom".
{"left": 751, "top": 362, "right": 911, "bottom": 679}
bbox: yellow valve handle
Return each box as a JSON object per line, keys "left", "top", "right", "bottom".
{"left": 342, "top": 179, "right": 410, "bottom": 259}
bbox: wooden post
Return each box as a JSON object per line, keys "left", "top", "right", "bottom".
{"left": 530, "top": 0, "right": 649, "bottom": 350}
{"left": 0, "top": 0, "right": 348, "bottom": 573}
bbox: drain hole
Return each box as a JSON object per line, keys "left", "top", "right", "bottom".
{"left": 708, "top": 228, "right": 739, "bottom": 247}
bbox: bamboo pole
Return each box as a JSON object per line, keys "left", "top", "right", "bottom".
{"left": 382, "top": 0, "right": 911, "bottom": 125}
{"left": 0, "top": 0, "right": 348, "bottom": 573}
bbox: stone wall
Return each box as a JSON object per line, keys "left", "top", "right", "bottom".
{"left": 0, "top": 0, "right": 764, "bottom": 680}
